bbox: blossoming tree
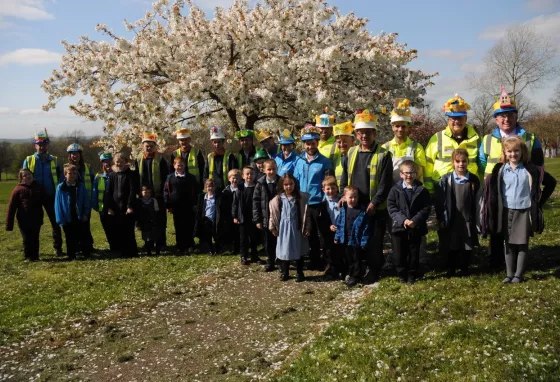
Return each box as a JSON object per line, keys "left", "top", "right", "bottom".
{"left": 42, "top": 0, "right": 435, "bottom": 151}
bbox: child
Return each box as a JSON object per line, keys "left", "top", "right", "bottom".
{"left": 55, "top": 164, "right": 91, "bottom": 260}
{"left": 137, "top": 185, "right": 162, "bottom": 256}
{"left": 334, "top": 186, "right": 371, "bottom": 287}
{"left": 269, "top": 173, "right": 312, "bottom": 282}
{"left": 6, "top": 169, "right": 47, "bottom": 261}
{"left": 92, "top": 152, "right": 115, "bottom": 251}
{"left": 195, "top": 179, "right": 223, "bottom": 255}
{"left": 105, "top": 153, "right": 139, "bottom": 257}
{"left": 482, "top": 136, "right": 556, "bottom": 283}
{"left": 318, "top": 176, "right": 345, "bottom": 280}
{"left": 253, "top": 149, "right": 268, "bottom": 180}
{"left": 387, "top": 161, "right": 431, "bottom": 284}
{"left": 435, "top": 149, "right": 480, "bottom": 277}
{"left": 253, "top": 159, "right": 280, "bottom": 271}
{"left": 164, "top": 157, "right": 198, "bottom": 254}
{"left": 221, "top": 169, "right": 241, "bottom": 254}
{"left": 233, "top": 166, "right": 261, "bottom": 265}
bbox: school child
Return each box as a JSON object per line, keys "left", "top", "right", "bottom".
{"left": 5, "top": 169, "right": 47, "bottom": 261}
{"left": 221, "top": 169, "right": 241, "bottom": 254}
{"left": 269, "top": 173, "right": 312, "bottom": 282}
{"left": 104, "top": 153, "right": 139, "bottom": 257}
{"left": 318, "top": 176, "right": 345, "bottom": 280}
{"left": 387, "top": 161, "right": 432, "bottom": 284}
{"left": 482, "top": 136, "right": 556, "bottom": 284}
{"left": 334, "top": 186, "right": 371, "bottom": 287}
{"left": 195, "top": 179, "right": 223, "bottom": 255}
{"left": 164, "top": 157, "right": 198, "bottom": 254}
{"left": 253, "top": 149, "right": 269, "bottom": 180}
{"left": 435, "top": 149, "right": 480, "bottom": 277}
{"left": 92, "top": 152, "right": 116, "bottom": 250}
{"left": 137, "top": 185, "right": 162, "bottom": 256}
{"left": 233, "top": 166, "right": 261, "bottom": 265}
{"left": 253, "top": 159, "right": 280, "bottom": 271}
{"left": 55, "top": 164, "right": 91, "bottom": 260}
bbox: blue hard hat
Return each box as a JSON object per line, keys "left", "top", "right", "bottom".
{"left": 66, "top": 143, "right": 83, "bottom": 153}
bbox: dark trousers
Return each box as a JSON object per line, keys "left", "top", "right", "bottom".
{"left": 391, "top": 232, "right": 421, "bottom": 279}
{"left": 156, "top": 197, "right": 167, "bottom": 248}
{"left": 306, "top": 204, "right": 323, "bottom": 268}
{"left": 488, "top": 233, "right": 505, "bottom": 268}
{"left": 278, "top": 258, "right": 304, "bottom": 276}
{"left": 437, "top": 228, "right": 450, "bottom": 259}
{"left": 63, "top": 221, "right": 89, "bottom": 259}
{"left": 201, "top": 217, "right": 217, "bottom": 253}
{"left": 44, "top": 195, "right": 63, "bottom": 251}
{"left": 112, "top": 214, "right": 138, "bottom": 257}
{"left": 320, "top": 227, "right": 346, "bottom": 276}
{"left": 239, "top": 222, "right": 258, "bottom": 260}
{"left": 19, "top": 224, "right": 41, "bottom": 260}
{"left": 262, "top": 228, "right": 277, "bottom": 266}
{"left": 365, "top": 209, "right": 388, "bottom": 278}
{"left": 173, "top": 210, "right": 194, "bottom": 251}
{"left": 100, "top": 214, "right": 117, "bottom": 251}
{"left": 80, "top": 219, "right": 94, "bottom": 255}
{"left": 346, "top": 245, "right": 365, "bottom": 279}
{"left": 448, "top": 249, "right": 472, "bottom": 272}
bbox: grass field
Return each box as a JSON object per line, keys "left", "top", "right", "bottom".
{"left": 0, "top": 159, "right": 558, "bottom": 380}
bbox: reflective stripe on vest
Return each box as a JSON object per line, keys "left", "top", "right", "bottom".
{"left": 432, "top": 127, "right": 480, "bottom": 182}
{"left": 175, "top": 148, "right": 201, "bottom": 181}
{"left": 138, "top": 154, "right": 162, "bottom": 196}
{"left": 208, "top": 151, "right": 232, "bottom": 185}
{"left": 347, "top": 145, "right": 387, "bottom": 209}
{"left": 26, "top": 154, "right": 58, "bottom": 184}
{"left": 483, "top": 132, "right": 535, "bottom": 174}
{"left": 96, "top": 174, "right": 106, "bottom": 212}
{"left": 383, "top": 140, "right": 417, "bottom": 184}
{"left": 333, "top": 153, "right": 344, "bottom": 186}
{"left": 82, "top": 163, "right": 93, "bottom": 195}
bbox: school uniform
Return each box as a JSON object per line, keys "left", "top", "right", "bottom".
{"left": 318, "top": 195, "right": 345, "bottom": 278}
{"left": 387, "top": 179, "right": 431, "bottom": 281}
{"left": 233, "top": 183, "right": 259, "bottom": 262}
{"left": 221, "top": 185, "right": 240, "bottom": 253}
{"left": 253, "top": 175, "right": 280, "bottom": 269}
{"left": 164, "top": 172, "right": 198, "bottom": 252}
{"left": 137, "top": 197, "right": 162, "bottom": 254}
{"left": 195, "top": 192, "right": 223, "bottom": 254}
{"left": 55, "top": 180, "right": 91, "bottom": 259}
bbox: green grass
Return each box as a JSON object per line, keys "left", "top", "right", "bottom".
{"left": 0, "top": 180, "right": 232, "bottom": 346}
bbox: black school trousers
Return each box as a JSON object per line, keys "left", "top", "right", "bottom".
{"left": 391, "top": 232, "right": 421, "bottom": 279}
{"left": 19, "top": 223, "right": 41, "bottom": 260}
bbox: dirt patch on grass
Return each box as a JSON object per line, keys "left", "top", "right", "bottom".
{"left": 0, "top": 260, "right": 375, "bottom": 381}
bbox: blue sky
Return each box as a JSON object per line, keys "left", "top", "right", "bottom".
{"left": 1, "top": 0, "right": 559, "bottom": 138}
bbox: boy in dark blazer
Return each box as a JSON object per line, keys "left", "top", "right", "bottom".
{"left": 195, "top": 179, "right": 223, "bottom": 255}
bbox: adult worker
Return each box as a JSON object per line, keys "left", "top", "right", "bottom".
{"left": 203, "top": 126, "right": 238, "bottom": 191}
{"left": 424, "top": 94, "right": 480, "bottom": 260}
{"left": 339, "top": 110, "right": 393, "bottom": 287}
{"left": 169, "top": 127, "right": 205, "bottom": 191}
{"left": 316, "top": 108, "right": 340, "bottom": 161}
{"left": 92, "top": 152, "right": 116, "bottom": 251}
{"left": 22, "top": 129, "right": 63, "bottom": 255}
{"left": 293, "top": 125, "right": 334, "bottom": 270}
{"left": 255, "top": 127, "right": 280, "bottom": 158}
{"left": 479, "top": 87, "right": 544, "bottom": 268}
{"left": 234, "top": 129, "right": 257, "bottom": 168}
{"left": 332, "top": 121, "right": 355, "bottom": 187}
{"left": 134, "top": 132, "right": 169, "bottom": 250}
{"left": 275, "top": 130, "right": 299, "bottom": 176}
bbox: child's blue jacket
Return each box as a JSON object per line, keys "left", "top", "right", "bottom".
{"left": 55, "top": 181, "right": 91, "bottom": 226}
{"left": 334, "top": 205, "right": 370, "bottom": 247}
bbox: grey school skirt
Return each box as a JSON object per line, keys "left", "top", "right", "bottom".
{"left": 503, "top": 207, "right": 532, "bottom": 245}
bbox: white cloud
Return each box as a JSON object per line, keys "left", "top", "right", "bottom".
{"left": 19, "top": 109, "right": 45, "bottom": 115}
{"left": 0, "top": 49, "right": 61, "bottom": 66}
{"left": 0, "top": 0, "right": 54, "bottom": 21}
{"left": 423, "top": 49, "right": 475, "bottom": 61}
{"left": 479, "top": 12, "right": 560, "bottom": 42}
{"left": 424, "top": 76, "right": 474, "bottom": 109}
{"left": 0, "top": 107, "right": 10, "bottom": 114}
{"left": 479, "top": 23, "right": 510, "bottom": 40}
{"left": 460, "top": 62, "right": 486, "bottom": 73}
{"left": 525, "top": 0, "right": 560, "bottom": 12}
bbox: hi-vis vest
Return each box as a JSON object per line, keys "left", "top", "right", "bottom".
{"left": 333, "top": 152, "right": 346, "bottom": 186}
{"left": 382, "top": 138, "right": 418, "bottom": 184}
{"left": 174, "top": 148, "right": 201, "bottom": 180}
{"left": 208, "top": 151, "right": 233, "bottom": 186}
{"left": 347, "top": 144, "right": 387, "bottom": 209}
{"left": 26, "top": 154, "right": 59, "bottom": 184}
{"left": 138, "top": 154, "right": 163, "bottom": 196}
{"left": 319, "top": 136, "right": 339, "bottom": 161}
{"left": 94, "top": 173, "right": 107, "bottom": 212}
{"left": 424, "top": 125, "right": 480, "bottom": 193}
{"left": 81, "top": 163, "right": 93, "bottom": 196}
{"left": 482, "top": 132, "right": 535, "bottom": 175}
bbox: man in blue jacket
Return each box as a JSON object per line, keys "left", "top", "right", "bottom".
{"left": 293, "top": 125, "right": 334, "bottom": 270}
{"left": 22, "top": 130, "right": 63, "bottom": 255}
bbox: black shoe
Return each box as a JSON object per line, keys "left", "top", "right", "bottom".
{"left": 345, "top": 277, "right": 359, "bottom": 287}
{"left": 55, "top": 249, "right": 64, "bottom": 256}
{"left": 446, "top": 269, "right": 456, "bottom": 278}
{"left": 398, "top": 277, "right": 407, "bottom": 284}
{"left": 264, "top": 264, "right": 275, "bottom": 272}
{"left": 280, "top": 272, "right": 289, "bottom": 281}
{"left": 241, "top": 257, "right": 250, "bottom": 265}
{"left": 458, "top": 269, "right": 470, "bottom": 277}
{"left": 407, "top": 277, "right": 416, "bottom": 285}
{"left": 296, "top": 273, "right": 305, "bottom": 283}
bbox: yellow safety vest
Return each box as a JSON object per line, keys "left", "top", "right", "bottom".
{"left": 333, "top": 152, "right": 346, "bottom": 187}
{"left": 424, "top": 125, "right": 480, "bottom": 193}
{"left": 318, "top": 136, "right": 339, "bottom": 161}
{"left": 94, "top": 173, "right": 107, "bottom": 212}
{"left": 347, "top": 144, "right": 387, "bottom": 209}
{"left": 82, "top": 163, "right": 93, "bottom": 196}
{"left": 208, "top": 151, "right": 233, "bottom": 186}
{"left": 482, "top": 132, "right": 535, "bottom": 175}
{"left": 382, "top": 137, "right": 425, "bottom": 183}
{"left": 138, "top": 154, "right": 163, "bottom": 197}
{"left": 26, "top": 154, "right": 59, "bottom": 184}
{"left": 174, "top": 148, "right": 201, "bottom": 181}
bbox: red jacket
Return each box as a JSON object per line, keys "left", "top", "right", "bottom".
{"left": 5, "top": 181, "right": 47, "bottom": 231}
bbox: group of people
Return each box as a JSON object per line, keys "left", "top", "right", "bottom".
{"left": 5, "top": 88, "right": 557, "bottom": 286}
